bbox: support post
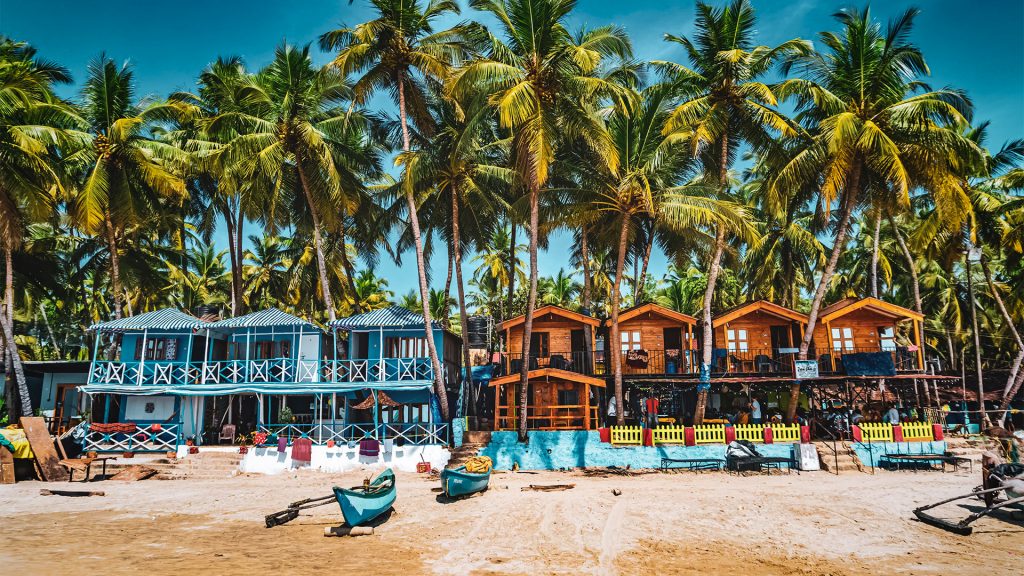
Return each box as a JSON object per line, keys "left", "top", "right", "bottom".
{"left": 137, "top": 328, "right": 148, "bottom": 386}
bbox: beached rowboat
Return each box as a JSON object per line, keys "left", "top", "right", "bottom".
{"left": 333, "top": 468, "right": 396, "bottom": 526}
{"left": 441, "top": 465, "right": 491, "bottom": 497}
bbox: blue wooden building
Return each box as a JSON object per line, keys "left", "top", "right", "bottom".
{"left": 79, "top": 306, "right": 461, "bottom": 452}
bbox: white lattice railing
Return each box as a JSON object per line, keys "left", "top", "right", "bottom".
{"left": 89, "top": 357, "right": 434, "bottom": 386}
{"left": 256, "top": 422, "right": 448, "bottom": 446}
{"left": 83, "top": 423, "right": 181, "bottom": 453}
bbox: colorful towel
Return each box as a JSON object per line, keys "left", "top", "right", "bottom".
{"left": 0, "top": 427, "right": 34, "bottom": 459}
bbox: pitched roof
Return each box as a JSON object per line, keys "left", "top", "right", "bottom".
{"left": 206, "top": 308, "right": 322, "bottom": 330}
{"left": 500, "top": 305, "right": 601, "bottom": 330}
{"left": 820, "top": 297, "right": 923, "bottom": 322}
{"left": 617, "top": 302, "right": 697, "bottom": 325}
{"left": 88, "top": 308, "right": 207, "bottom": 332}
{"left": 712, "top": 300, "right": 807, "bottom": 328}
{"left": 330, "top": 305, "right": 443, "bottom": 330}
{"left": 489, "top": 368, "right": 606, "bottom": 388}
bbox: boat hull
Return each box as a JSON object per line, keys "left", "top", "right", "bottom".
{"left": 333, "top": 468, "right": 396, "bottom": 526}
{"left": 441, "top": 466, "right": 491, "bottom": 497}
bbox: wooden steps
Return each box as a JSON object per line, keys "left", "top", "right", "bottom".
{"left": 446, "top": 431, "right": 491, "bottom": 469}
{"left": 814, "top": 441, "right": 865, "bottom": 473}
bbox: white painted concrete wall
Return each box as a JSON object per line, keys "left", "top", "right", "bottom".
{"left": 239, "top": 444, "right": 450, "bottom": 475}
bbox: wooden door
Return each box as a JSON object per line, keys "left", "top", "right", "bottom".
{"left": 51, "top": 384, "right": 78, "bottom": 435}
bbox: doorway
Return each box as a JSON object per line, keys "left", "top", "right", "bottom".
{"left": 52, "top": 384, "right": 79, "bottom": 435}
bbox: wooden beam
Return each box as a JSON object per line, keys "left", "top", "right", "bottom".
{"left": 913, "top": 318, "right": 924, "bottom": 371}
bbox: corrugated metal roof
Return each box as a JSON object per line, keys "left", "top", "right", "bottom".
{"left": 330, "top": 305, "right": 442, "bottom": 330}
{"left": 88, "top": 308, "right": 208, "bottom": 332}
{"left": 205, "top": 307, "right": 322, "bottom": 330}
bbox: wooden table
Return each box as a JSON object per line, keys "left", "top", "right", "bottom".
{"left": 59, "top": 457, "right": 115, "bottom": 482}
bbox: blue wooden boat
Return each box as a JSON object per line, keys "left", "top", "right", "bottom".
{"left": 333, "top": 468, "right": 396, "bottom": 526}
{"left": 441, "top": 465, "right": 491, "bottom": 498}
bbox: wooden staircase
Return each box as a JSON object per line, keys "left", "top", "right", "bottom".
{"left": 814, "top": 441, "right": 865, "bottom": 473}
{"left": 94, "top": 450, "right": 245, "bottom": 480}
{"left": 446, "top": 431, "right": 491, "bottom": 469}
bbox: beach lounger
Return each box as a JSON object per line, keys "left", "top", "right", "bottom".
{"left": 660, "top": 457, "right": 724, "bottom": 472}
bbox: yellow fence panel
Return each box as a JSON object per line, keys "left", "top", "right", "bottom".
{"left": 734, "top": 424, "right": 765, "bottom": 443}
{"left": 770, "top": 424, "right": 801, "bottom": 443}
{"left": 859, "top": 423, "right": 893, "bottom": 442}
{"left": 610, "top": 426, "right": 642, "bottom": 445}
{"left": 694, "top": 424, "right": 726, "bottom": 444}
{"left": 901, "top": 422, "right": 933, "bottom": 441}
{"left": 652, "top": 426, "right": 686, "bottom": 444}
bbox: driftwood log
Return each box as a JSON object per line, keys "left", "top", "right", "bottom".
{"left": 324, "top": 525, "right": 374, "bottom": 537}
{"left": 522, "top": 484, "right": 575, "bottom": 492}
{"left": 40, "top": 489, "right": 105, "bottom": 497}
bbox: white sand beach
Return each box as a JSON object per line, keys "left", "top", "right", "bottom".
{"left": 1, "top": 468, "right": 1020, "bottom": 575}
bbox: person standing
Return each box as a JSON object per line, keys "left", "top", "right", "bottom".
{"left": 750, "top": 395, "right": 763, "bottom": 425}
{"left": 606, "top": 395, "right": 617, "bottom": 428}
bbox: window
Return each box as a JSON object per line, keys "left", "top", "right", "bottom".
{"left": 385, "top": 336, "right": 428, "bottom": 358}
{"left": 620, "top": 330, "right": 641, "bottom": 352}
{"left": 530, "top": 332, "right": 550, "bottom": 357}
{"left": 831, "top": 327, "right": 854, "bottom": 351}
{"left": 879, "top": 327, "right": 896, "bottom": 351}
{"left": 557, "top": 389, "right": 579, "bottom": 406}
{"left": 726, "top": 329, "right": 748, "bottom": 352}
{"left": 134, "top": 338, "right": 176, "bottom": 361}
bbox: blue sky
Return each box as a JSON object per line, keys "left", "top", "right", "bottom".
{"left": 3, "top": 0, "right": 1022, "bottom": 296}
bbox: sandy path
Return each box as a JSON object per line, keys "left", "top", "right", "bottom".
{"left": 1, "top": 467, "right": 1020, "bottom": 575}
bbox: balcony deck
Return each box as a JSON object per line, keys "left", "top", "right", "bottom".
{"left": 86, "top": 357, "right": 434, "bottom": 389}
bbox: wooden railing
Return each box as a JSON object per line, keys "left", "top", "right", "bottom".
{"left": 694, "top": 424, "right": 726, "bottom": 444}
{"left": 610, "top": 423, "right": 803, "bottom": 445}
{"left": 611, "top": 426, "right": 643, "bottom": 445}
{"left": 83, "top": 423, "right": 181, "bottom": 453}
{"left": 494, "top": 405, "right": 599, "bottom": 431}
{"left": 652, "top": 426, "right": 687, "bottom": 444}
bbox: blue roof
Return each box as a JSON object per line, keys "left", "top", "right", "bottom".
{"left": 330, "top": 305, "right": 442, "bottom": 330}
{"left": 88, "top": 308, "right": 207, "bottom": 332}
{"left": 206, "top": 308, "right": 322, "bottom": 331}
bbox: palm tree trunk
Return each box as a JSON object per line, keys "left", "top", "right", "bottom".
{"left": 506, "top": 222, "right": 517, "bottom": 321}
{"left": 224, "top": 206, "right": 240, "bottom": 316}
{"left": 104, "top": 212, "right": 124, "bottom": 320}
{"left": 789, "top": 159, "right": 861, "bottom": 422}
{"left": 635, "top": 222, "right": 653, "bottom": 304}
{"left": 339, "top": 216, "right": 361, "bottom": 313}
{"left": 39, "top": 303, "right": 60, "bottom": 358}
{"left": 296, "top": 163, "right": 337, "bottom": 324}
{"left": 611, "top": 214, "right": 631, "bottom": 426}
{"left": 397, "top": 70, "right": 449, "bottom": 420}
{"left": 3, "top": 246, "right": 31, "bottom": 418}
{"left": 580, "top": 228, "right": 592, "bottom": 311}
{"left": 452, "top": 189, "right": 475, "bottom": 420}
{"left": 235, "top": 207, "right": 245, "bottom": 314}
{"left": 979, "top": 255, "right": 1023, "bottom": 423}
{"left": 695, "top": 132, "right": 731, "bottom": 425}
{"left": 517, "top": 179, "right": 541, "bottom": 442}
{"left": 695, "top": 225, "right": 726, "bottom": 425}
{"left": 444, "top": 246, "right": 454, "bottom": 308}
{"left": 889, "top": 216, "right": 922, "bottom": 314}
{"left": 870, "top": 212, "right": 881, "bottom": 299}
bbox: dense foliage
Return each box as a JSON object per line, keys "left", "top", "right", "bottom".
{"left": 1, "top": 1, "right": 1021, "bottom": 423}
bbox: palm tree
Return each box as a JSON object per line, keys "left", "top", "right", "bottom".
{"left": 69, "top": 55, "right": 188, "bottom": 322}
{"left": 539, "top": 269, "right": 581, "bottom": 308}
{"left": 403, "top": 83, "right": 511, "bottom": 418}
{"left": 321, "top": 0, "right": 478, "bottom": 419}
{"left": 657, "top": 0, "right": 809, "bottom": 424}
{"left": 774, "top": 6, "right": 976, "bottom": 420}
{"left": 455, "top": 0, "right": 631, "bottom": 439}
{"left": 243, "top": 234, "right": 294, "bottom": 309}
{"left": 0, "top": 38, "right": 79, "bottom": 417}
{"left": 170, "top": 56, "right": 251, "bottom": 316}
{"left": 213, "top": 44, "right": 379, "bottom": 324}
{"left": 581, "top": 82, "right": 753, "bottom": 425}
{"left": 352, "top": 269, "right": 394, "bottom": 311}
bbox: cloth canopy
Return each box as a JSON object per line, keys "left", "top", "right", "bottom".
{"left": 352, "top": 391, "right": 401, "bottom": 410}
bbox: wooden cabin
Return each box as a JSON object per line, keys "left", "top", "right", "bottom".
{"left": 613, "top": 303, "right": 697, "bottom": 376}
{"left": 492, "top": 306, "right": 603, "bottom": 430}
{"left": 813, "top": 297, "right": 925, "bottom": 373}
{"left": 711, "top": 301, "right": 807, "bottom": 374}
